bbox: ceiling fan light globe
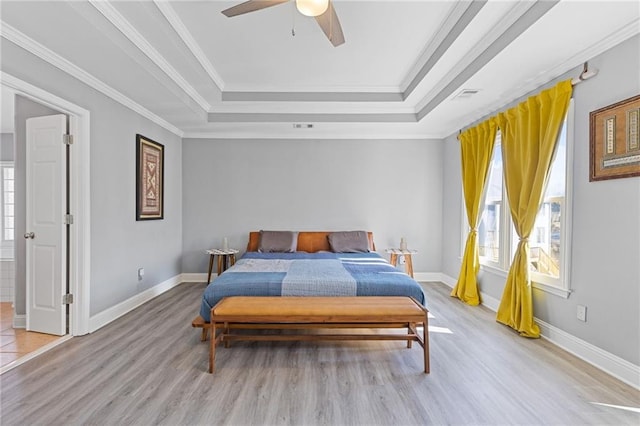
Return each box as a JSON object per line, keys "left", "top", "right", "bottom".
{"left": 296, "top": 0, "right": 329, "bottom": 17}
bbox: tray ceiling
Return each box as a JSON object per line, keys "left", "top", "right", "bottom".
{"left": 1, "top": 0, "right": 638, "bottom": 139}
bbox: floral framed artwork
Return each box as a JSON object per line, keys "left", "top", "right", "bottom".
{"left": 136, "top": 134, "right": 164, "bottom": 220}
{"left": 589, "top": 94, "right": 640, "bottom": 181}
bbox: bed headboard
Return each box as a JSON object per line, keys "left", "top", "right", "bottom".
{"left": 246, "top": 231, "right": 376, "bottom": 253}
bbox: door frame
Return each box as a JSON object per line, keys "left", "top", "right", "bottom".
{"left": 2, "top": 72, "right": 91, "bottom": 336}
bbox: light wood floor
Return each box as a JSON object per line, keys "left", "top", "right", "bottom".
{"left": 0, "top": 282, "right": 638, "bottom": 425}
{"left": 0, "top": 302, "right": 60, "bottom": 368}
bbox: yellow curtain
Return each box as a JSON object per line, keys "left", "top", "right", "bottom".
{"left": 451, "top": 118, "right": 497, "bottom": 305}
{"left": 496, "top": 80, "right": 573, "bottom": 337}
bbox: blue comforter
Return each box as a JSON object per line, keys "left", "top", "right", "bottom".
{"left": 199, "top": 252, "right": 425, "bottom": 322}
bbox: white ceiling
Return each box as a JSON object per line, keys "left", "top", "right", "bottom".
{"left": 1, "top": 0, "right": 638, "bottom": 139}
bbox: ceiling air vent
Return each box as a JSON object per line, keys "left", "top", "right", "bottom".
{"left": 293, "top": 123, "right": 314, "bottom": 129}
{"left": 453, "top": 89, "right": 480, "bottom": 100}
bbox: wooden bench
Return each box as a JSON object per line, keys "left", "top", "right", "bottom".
{"left": 193, "top": 296, "right": 429, "bottom": 374}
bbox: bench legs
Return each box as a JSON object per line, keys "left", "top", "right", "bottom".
{"left": 207, "top": 322, "right": 430, "bottom": 375}
{"left": 423, "top": 319, "right": 430, "bottom": 374}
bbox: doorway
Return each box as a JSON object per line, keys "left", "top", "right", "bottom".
{"left": 0, "top": 73, "right": 91, "bottom": 372}
{"left": 1, "top": 95, "right": 68, "bottom": 369}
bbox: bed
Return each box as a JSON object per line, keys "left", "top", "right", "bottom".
{"left": 198, "top": 231, "right": 426, "bottom": 323}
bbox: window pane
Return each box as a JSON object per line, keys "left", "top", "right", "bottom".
{"left": 528, "top": 121, "right": 567, "bottom": 279}
{"left": 1, "top": 165, "right": 15, "bottom": 244}
{"left": 479, "top": 142, "right": 502, "bottom": 263}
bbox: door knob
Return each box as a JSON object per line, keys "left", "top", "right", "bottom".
{"left": 24, "top": 232, "right": 35, "bottom": 239}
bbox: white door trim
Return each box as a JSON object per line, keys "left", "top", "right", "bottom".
{"left": 2, "top": 71, "right": 91, "bottom": 336}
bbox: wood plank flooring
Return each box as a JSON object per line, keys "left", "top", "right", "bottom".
{"left": 1, "top": 282, "right": 638, "bottom": 425}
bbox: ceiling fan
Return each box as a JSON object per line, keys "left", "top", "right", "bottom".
{"left": 221, "top": 0, "right": 345, "bottom": 47}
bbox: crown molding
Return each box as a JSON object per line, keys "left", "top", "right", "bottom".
{"left": 402, "top": 0, "right": 487, "bottom": 99}
{"left": 0, "top": 22, "right": 183, "bottom": 137}
{"left": 153, "top": 0, "right": 225, "bottom": 92}
{"left": 443, "top": 19, "right": 640, "bottom": 138}
{"left": 222, "top": 90, "right": 404, "bottom": 103}
{"left": 182, "top": 132, "right": 442, "bottom": 140}
{"left": 88, "top": 0, "right": 211, "bottom": 112}
{"left": 414, "top": 0, "right": 539, "bottom": 115}
{"left": 208, "top": 112, "right": 417, "bottom": 123}
{"left": 400, "top": 1, "right": 471, "bottom": 91}
{"left": 211, "top": 102, "right": 416, "bottom": 114}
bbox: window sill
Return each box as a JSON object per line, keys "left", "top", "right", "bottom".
{"left": 479, "top": 263, "right": 508, "bottom": 278}
{"left": 532, "top": 281, "right": 571, "bottom": 299}
{"left": 479, "top": 263, "right": 571, "bottom": 299}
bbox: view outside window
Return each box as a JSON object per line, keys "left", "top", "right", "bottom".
{"left": 2, "top": 165, "right": 14, "bottom": 242}
{"left": 478, "top": 122, "right": 566, "bottom": 280}
{"left": 478, "top": 137, "right": 502, "bottom": 264}
{"left": 526, "top": 122, "right": 567, "bottom": 279}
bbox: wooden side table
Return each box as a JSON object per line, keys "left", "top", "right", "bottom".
{"left": 385, "top": 248, "right": 417, "bottom": 278}
{"left": 206, "top": 248, "right": 239, "bottom": 283}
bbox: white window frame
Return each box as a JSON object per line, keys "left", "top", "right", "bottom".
{"left": 462, "top": 100, "right": 574, "bottom": 298}
{"left": 1, "top": 161, "right": 15, "bottom": 260}
{"left": 527, "top": 100, "right": 574, "bottom": 298}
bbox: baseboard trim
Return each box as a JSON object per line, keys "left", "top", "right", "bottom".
{"left": 537, "top": 319, "right": 640, "bottom": 390}
{"left": 413, "top": 272, "right": 444, "bottom": 283}
{"left": 437, "top": 272, "right": 639, "bottom": 390}
{"left": 13, "top": 314, "right": 25, "bottom": 329}
{"left": 181, "top": 272, "right": 211, "bottom": 283}
{"left": 88, "top": 274, "right": 182, "bottom": 332}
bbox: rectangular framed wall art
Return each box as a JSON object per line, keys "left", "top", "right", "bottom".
{"left": 589, "top": 94, "right": 640, "bottom": 181}
{"left": 136, "top": 134, "right": 164, "bottom": 220}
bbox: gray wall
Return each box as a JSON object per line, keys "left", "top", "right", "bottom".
{"left": 1, "top": 133, "right": 14, "bottom": 161}
{"left": 182, "top": 138, "right": 443, "bottom": 275}
{"left": 2, "top": 38, "right": 183, "bottom": 317}
{"left": 440, "top": 35, "right": 640, "bottom": 365}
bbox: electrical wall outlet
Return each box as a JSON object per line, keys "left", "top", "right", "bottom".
{"left": 138, "top": 268, "right": 145, "bottom": 281}
{"left": 399, "top": 255, "right": 406, "bottom": 265}
{"left": 577, "top": 305, "right": 587, "bottom": 322}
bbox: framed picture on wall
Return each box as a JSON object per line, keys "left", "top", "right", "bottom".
{"left": 136, "top": 134, "right": 164, "bottom": 220}
{"left": 589, "top": 94, "right": 640, "bottom": 181}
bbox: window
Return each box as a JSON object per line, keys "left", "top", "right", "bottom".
{"left": 478, "top": 132, "right": 504, "bottom": 268}
{"left": 469, "top": 101, "right": 574, "bottom": 297}
{"left": 1, "top": 162, "right": 15, "bottom": 259}
{"left": 522, "top": 119, "right": 568, "bottom": 290}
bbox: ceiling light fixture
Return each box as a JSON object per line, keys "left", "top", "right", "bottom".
{"left": 296, "top": 0, "right": 328, "bottom": 17}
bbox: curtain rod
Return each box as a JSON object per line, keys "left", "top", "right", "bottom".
{"left": 457, "top": 62, "right": 597, "bottom": 136}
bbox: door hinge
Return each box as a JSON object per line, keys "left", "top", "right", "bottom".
{"left": 63, "top": 294, "right": 74, "bottom": 304}
{"left": 63, "top": 134, "right": 73, "bottom": 145}
{"left": 64, "top": 214, "right": 74, "bottom": 225}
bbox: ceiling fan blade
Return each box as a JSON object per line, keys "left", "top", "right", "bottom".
{"left": 314, "top": 0, "right": 345, "bottom": 47}
{"left": 222, "top": 0, "right": 290, "bottom": 17}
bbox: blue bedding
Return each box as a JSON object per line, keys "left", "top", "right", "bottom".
{"left": 199, "top": 252, "right": 425, "bottom": 322}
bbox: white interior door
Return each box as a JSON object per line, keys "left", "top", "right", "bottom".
{"left": 25, "top": 114, "right": 67, "bottom": 336}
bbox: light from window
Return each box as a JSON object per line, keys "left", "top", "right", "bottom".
{"left": 478, "top": 134, "right": 502, "bottom": 265}
{"left": 2, "top": 164, "right": 14, "bottom": 242}
{"left": 471, "top": 100, "right": 573, "bottom": 296}
{"left": 523, "top": 120, "right": 567, "bottom": 281}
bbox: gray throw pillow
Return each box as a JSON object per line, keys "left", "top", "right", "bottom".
{"left": 327, "top": 231, "right": 370, "bottom": 253}
{"left": 258, "top": 230, "right": 298, "bottom": 253}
